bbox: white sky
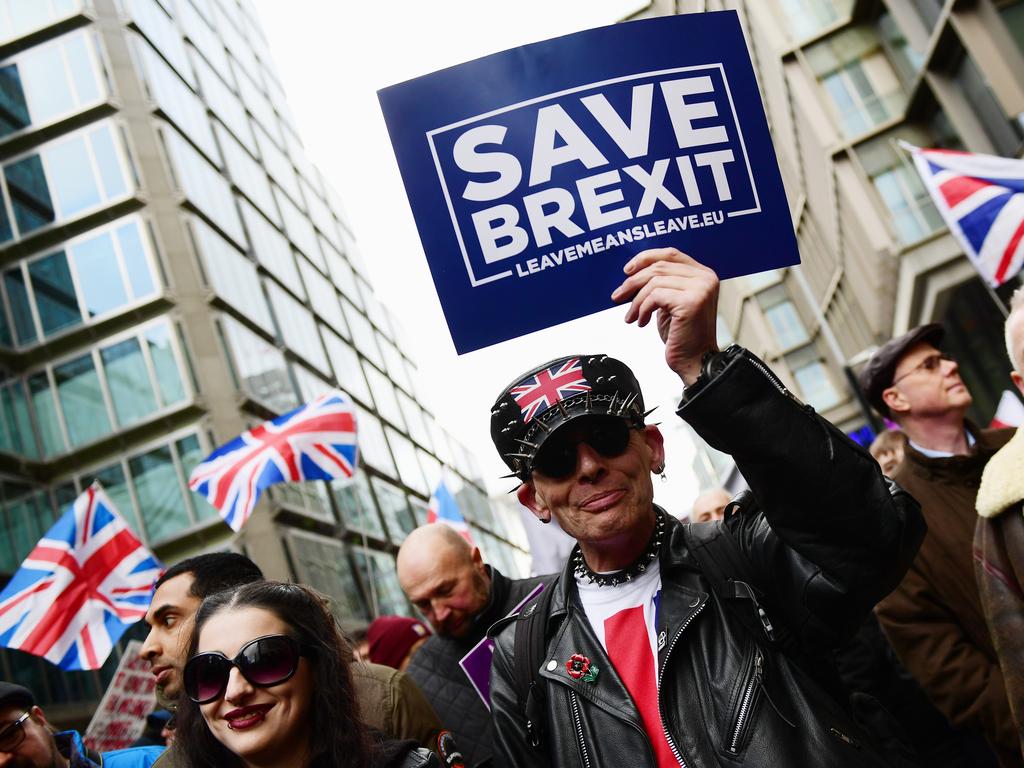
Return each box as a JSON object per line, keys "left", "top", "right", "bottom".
{"left": 250, "top": 0, "right": 704, "bottom": 516}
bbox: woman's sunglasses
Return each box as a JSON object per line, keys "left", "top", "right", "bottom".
{"left": 531, "top": 416, "right": 635, "bottom": 479}
{"left": 184, "top": 634, "right": 307, "bottom": 704}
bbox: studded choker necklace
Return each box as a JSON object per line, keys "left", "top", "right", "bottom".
{"left": 572, "top": 511, "right": 667, "bottom": 587}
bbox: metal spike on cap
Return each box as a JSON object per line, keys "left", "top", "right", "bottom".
{"left": 607, "top": 391, "right": 618, "bottom": 414}
{"left": 514, "top": 438, "right": 539, "bottom": 449}
{"left": 643, "top": 407, "right": 658, "bottom": 418}
{"left": 534, "top": 418, "right": 551, "bottom": 432}
{"left": 556, "top": 399, "right": 569, "bottom": 418}
{"left": 585, "top": 391, "right": 593, "bottom": 413}
{"left": 619, "top": 393, "right": 636, "bottom": 416}
{"left": 506, "top": 452, "right": 534, "bottom": 460}
{"left": 498, "top": 472, "right": 519, "bottom": 479}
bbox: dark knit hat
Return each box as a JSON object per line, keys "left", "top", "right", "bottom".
{"left": 0, "top": 682, "right": 34, "bottom": 711}
{"left": 858, "top": 324, "right": 945, "bottom": 416}
{"left": 490, "top": 354, "right": 648, "bottom": 480}
{"left": 366, "top": 616, "right": 431, "bottom": 669}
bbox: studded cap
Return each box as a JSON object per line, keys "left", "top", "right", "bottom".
{"left": 490, "top": 354, "right": 648, "bottom": 480}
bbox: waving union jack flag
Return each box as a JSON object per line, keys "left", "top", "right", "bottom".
{"left": 428, "top": 474, "right": 473, "bottom": 543}
{"left": 0, "top": 484, "right": 162, "bottom": 670}
{"left": 510, "top": 357, "right": 591, "bottom": 423}
{"left": 189, "top": 389, "right": 359, "bottom": 531}
{"left": 905, "top": 143, "right": 1024, "bottom": 286}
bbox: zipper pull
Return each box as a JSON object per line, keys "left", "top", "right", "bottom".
{"left": 753, "top": 651, "right": 763, "bottom": 684}
{"left": 830, "top": 727, "right": 861, "bottom": 749}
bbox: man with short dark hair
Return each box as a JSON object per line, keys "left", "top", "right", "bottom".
{"left": 861, "top": 324, "right": 1018, "bottom": 766}
{"left": 140, "top": 552, "right": 263, "bottom": 708}
{"left": 487, "top": 248, "right": 924, "bottom": 768}
{"left": 0, "top": 682, "right": 161, "bottom": 767}
{"left": 396, "top": 523, "right": 545, "bottom": 767}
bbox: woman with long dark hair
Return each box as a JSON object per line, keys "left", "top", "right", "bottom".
{"left": 175, "top": 581, "right": 435, "bottom": 768}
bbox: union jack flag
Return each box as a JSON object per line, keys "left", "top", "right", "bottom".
{"left": 905, "top": 143, "right": 1024, "bottom": 287}
{"left": 189, "top": 389, "right": 359, "bottom": 531}
{"left": 510, "top": 357, "right": 591, "bottom": 423}
{"left": 0, "top": 484, "right": 162, "bottom": 671}
{"left": 427, "top": 474, "right": 473, "bottom": 544}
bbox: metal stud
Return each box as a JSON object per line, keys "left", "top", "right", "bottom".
{"left": 556, "top": 400, "right": 569, "bottom": 418}
{"left": 607, "top": 391, "right": 618, "bottom": 414}
{"left": 515, "top": 438, "right": 540, "bottom": 449}
{"left": 534, "top": 419, "right": 551, "bottom": 432}
{"left": 585, "top": 391, "right": 592, "bottom": 413}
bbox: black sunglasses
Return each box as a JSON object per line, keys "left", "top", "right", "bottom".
{"left": 184, "top": 634, "right": 307, "bottom": 704}
{"left": 532, "top": 416, "right": 635, "bottom": 479}
{"left": 0, "top": 711, "right": 30, "bottom": 752}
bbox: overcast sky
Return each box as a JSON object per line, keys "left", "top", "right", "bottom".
{"left": 249, "top": 0, "right": 705, "bottom": 515}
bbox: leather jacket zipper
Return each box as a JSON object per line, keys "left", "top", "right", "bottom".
{"left": 570, "top": 691, "right": 592, "bottom": 768}
{"left": 745, "top": 353, "right": 792, "bottom": 398}
{"left": 658, "top": 599, "right": 707, "bottom": 768}
{"left": 727, "top": 647, "right": 763, "bottom": 754}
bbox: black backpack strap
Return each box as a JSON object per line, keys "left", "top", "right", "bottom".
{"left": 512, "top": 575, "right": 559, "bottom": 750}
{"left": 684, "top": 493, "right": 786, "bottom": 647}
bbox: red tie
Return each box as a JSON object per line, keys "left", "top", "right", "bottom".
{"left": 605, "top": 605, "right": 679, "bottom": 766}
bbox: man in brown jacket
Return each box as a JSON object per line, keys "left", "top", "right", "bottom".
{"left": 860, "top": 324, "right": 1018, "bottom": 766}
{"left": 976, "top": 287, "right": 1024, "bottom": 760}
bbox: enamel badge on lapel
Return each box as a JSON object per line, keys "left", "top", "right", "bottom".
{"left": 566, "top": 653, "right": 599, "bottom": 682}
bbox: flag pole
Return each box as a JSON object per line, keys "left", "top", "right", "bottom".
{"left": 890, "top": 139, "right": 1009, "bottom": 318}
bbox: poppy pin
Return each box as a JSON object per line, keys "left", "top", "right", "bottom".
{"left": 566, "top": 653, "right": 599, "bottom": 683}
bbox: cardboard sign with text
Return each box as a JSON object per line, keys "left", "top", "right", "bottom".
{"left": 378, "top": 12, "right": 799, "bottom": 353}
{"left": 83, "top": 641, "right": 156, "bottom": 752}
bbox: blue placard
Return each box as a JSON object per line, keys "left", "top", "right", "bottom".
{"left": 379, "top": 12, "right": 799, "bottom": 354}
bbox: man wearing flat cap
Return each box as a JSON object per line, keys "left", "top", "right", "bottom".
{"left": 860, "top": 325, "right": 1019, "bottom": 766}
{"left": 0, "top": 681, "right": 162, "bottom": 767}
{"left": 487, "top": 248, "right": 925, "bottom": 768}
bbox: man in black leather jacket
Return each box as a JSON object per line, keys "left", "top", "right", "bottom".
{"left": 486, "top": 247, "right": 926, "bottom": 767}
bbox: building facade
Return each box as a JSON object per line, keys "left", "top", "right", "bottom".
{"left": 0, "top": 0, "right": 527, "bottom": 723}
{"left": 632, "top": 0, "right": 1024, "bottom": 434}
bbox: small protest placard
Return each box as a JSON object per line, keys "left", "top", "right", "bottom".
{"left": 379, "top": 12, "right": 799, "bottom": 354}
{"left": 460, "top": 582, "right": 546, "bottom": 709}
{"left": 83, "top": 641, "right": 156, "bottom": 752}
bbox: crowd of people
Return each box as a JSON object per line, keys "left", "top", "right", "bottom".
{"left": 3, "top": 247, "right": 1024, "bottom": 767}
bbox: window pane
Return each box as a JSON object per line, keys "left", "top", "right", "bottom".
{"left": 19, "top": 43, "right": 74, "bottom": 124}
{"left": 1, "top": 381, "right": 37, "bottom": 458}
{"left": 219, "top": 316, "right": 297, "bottom": 413}
{"left": 88, "top": 124, "right": 127, "bottom": 200}
{"left": 175, "top": 434, "right": 218, "bottom": 521}
{"left": 371, "top": 476, "right": 416, "bottom": 544}
{"left": 71, "top": 231, "right": 128, "bottom": 317}
{"left": 795, "top": 360, "right": 842, "bottom": 411}
{"left": 117, "top": 220, "right": 156, "bottom": 299}
{"left": 4, "top": 267, "right": 37, "bottom": 345}
{"left": 28, "top": 251, "right": 80, "bottom": 337}
{"left": 0, "top": 62, "right": 30, "bottom": 136}
{"left": 764, "top": 301, "right": 810, "bottom": 349}
{"left": 54, "top": 353, "right": 110, "bottom": 446}
{"left": 83, "top": 463, "right": 140, "bottom": 536}
{"left": 130, "top": 445, "right": 190, "bottom": 542}
{"left": 5, "top": 153, "right": 55, "bottom": 234}
{"left": 192, "top": 216, "right": 273, "bottom": 333}
{"left": 65, "top": 33, "right": 100, "bottom": 105}
{"left": 28, "top": 372, "right": 63, "bottom": 456}
{"left": 145, "top": 323, "right": 185, "bottom": 406}
{"left": 46, "top": 134, "right": 101, "bottom": 215}
{"left": 101, "top": 337, "right": 157, "bottom": 427}
{"left": 332, "top": 472, "right": 385, "bottom": 539}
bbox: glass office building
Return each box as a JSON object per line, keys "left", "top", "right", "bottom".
{"left": 0, "top": 0, "right": 527, "bottom": 723}
{"left": 632, "top": 0, "right": 1024, "bottom": 432}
